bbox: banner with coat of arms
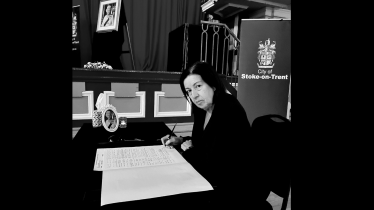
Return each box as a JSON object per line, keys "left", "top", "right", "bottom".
{"left": 237, "top": 19, "right": 291, "bottom": 123}
{"left": 72, "top": 5, "right": 81, "bottom": 68}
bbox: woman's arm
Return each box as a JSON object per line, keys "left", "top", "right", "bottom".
{"left": 111, "top": 120, "right": 116, "bottom": 129}
{"left": 101, "top": 16, "right": 108, "bottom": 27}
{"left": 108, "top": 15, "right": 113, "bottom": 26}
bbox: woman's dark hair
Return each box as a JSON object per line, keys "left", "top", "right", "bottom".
{"left": 179, "top": 61, "right": 226, "bottom": 104}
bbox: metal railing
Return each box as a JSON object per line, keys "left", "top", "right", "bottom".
{"left": 200, "top": 21, "right": 239, "bottom": 90}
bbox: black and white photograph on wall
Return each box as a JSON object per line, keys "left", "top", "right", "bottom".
{"left": 96, "top": 0, "right": 122, "bottom": 33}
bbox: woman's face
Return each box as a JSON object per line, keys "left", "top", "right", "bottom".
{"left": 106, "top": 111, "right": 111, "bottom": 118}
{"left": 183, "top": 74, "right": 215, "bottom": 111}
{"left": 106, "top": 5, "right": 111, "bottom": 14}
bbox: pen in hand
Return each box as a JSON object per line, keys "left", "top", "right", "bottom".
{"left": 168, "top": 123, "right": 177, "bottom": 139}
{"left": 160, "top": 123, "right": 177, "bottom": 147}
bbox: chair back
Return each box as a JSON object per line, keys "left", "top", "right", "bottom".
{"left": 251, "top": 114, "right": 291, "bottom": 210}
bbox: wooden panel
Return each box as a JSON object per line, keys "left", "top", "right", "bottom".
{"left": 73, "top": 68, "right": 195, "bottom": 127}
{"left": 159, "top": 97, "right": 187, "bottom": 112}
{"left": 73, "top": 82, "right": 85, "bottom": 97}
{"left": 73, "top": 68, "right": 181, "bottom": 83}
{"left": 111, "top": 83, "right": 138, "bottom": 97}
{"left": 110, "top": 97, "right": 140, "bottom": 113}
{"left": 161, "top": 84, "right": 183, "bottom": 97}
{"left": 73, "top": 97, "right": 89, "bottom": 114}
{"left": 85, "top": 82, "right": 111, "bottom": 106}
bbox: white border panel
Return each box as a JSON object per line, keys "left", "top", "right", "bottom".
{"left": 72, "top": 91, "right": 94, "bottom": 120}
{"left": 104, "top": 91, "right": 146, "bottom": 118}
{"left": 154, "top": 91, "right": 191, "bottom": 118}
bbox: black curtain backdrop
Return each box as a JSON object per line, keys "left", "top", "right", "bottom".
{"left": 72, "top": 0, "right": 202, "bottom": 71}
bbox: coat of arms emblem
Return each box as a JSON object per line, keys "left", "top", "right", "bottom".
{"left": 257, "top": 38, "right": 276, "bottom": 68}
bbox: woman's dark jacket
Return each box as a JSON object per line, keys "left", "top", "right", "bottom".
{"left": 183, "top": 93, "right": 270, "bottom": 208}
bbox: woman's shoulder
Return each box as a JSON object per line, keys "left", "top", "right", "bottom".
{"left": 222, "top": 92, "right": 235, "bottom": 100}
{"left": 217, "top": 93, "right": 246, "bottom": 113}
{"left": 219, "top": 93, "right": 240, "bottom": 105}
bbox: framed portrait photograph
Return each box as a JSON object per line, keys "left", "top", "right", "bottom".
{"left": 96, "top": 0, "right": 122, "bottom": 33}
{"left": 102, "top": 105, "right": 119, "bottom": 132}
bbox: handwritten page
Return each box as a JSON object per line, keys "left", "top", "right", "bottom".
{"left": 94, "top": 145, "right": 184, "bottom": 171}
{"left": 99, "top": 146, "right": 213, "bottom": 206}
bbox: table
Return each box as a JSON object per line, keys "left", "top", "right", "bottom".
{"left": 71, "top": 122, "right": 213, "bottom": 209}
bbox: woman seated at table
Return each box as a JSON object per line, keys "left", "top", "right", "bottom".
{"left": 161, "top": 61, "right": 271, "bottom": 209}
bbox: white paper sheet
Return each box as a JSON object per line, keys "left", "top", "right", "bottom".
{"left": 94, "top": 145, "right": 184, "bottom": 171}
{"left": 100, "top": 146, "right": 213, "bottom": 206}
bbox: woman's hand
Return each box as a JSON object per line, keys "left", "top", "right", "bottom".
{"left": 161, "top": 135, "right": 183, "bottom": 148}
{"left": 110, "top": 120, "right": 116, "bottom": 129}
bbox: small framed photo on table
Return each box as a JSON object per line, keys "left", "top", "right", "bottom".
{"left": 102, "top": 105, "right": 119, "bottom": 132}
{"left": 96, "top": 0, "right": 122, "bottom": 33}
